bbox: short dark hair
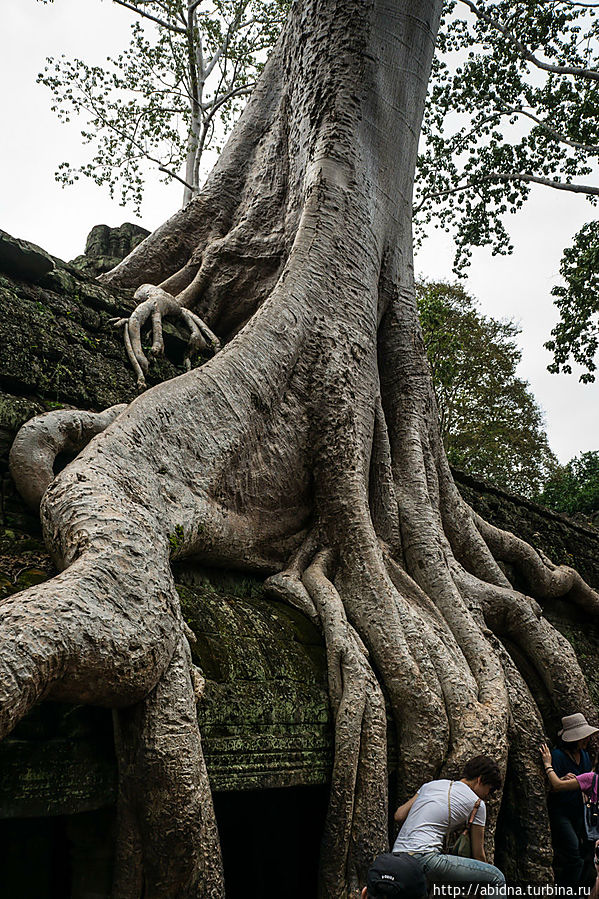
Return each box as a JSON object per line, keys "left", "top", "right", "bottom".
{"left": 462, "top": 755, "right": 502, "bottom": 793}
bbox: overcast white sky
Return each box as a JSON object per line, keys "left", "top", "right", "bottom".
{"left": 1, "top": 0, "right": 597, "bottom": 463}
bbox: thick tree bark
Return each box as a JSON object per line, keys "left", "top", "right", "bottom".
{"left": 4, "top": 0, "right": 599, "bottom": 896}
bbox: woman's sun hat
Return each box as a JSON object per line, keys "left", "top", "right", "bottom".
{"left": 559, "top": 713, "right": 599, "bottom": 743}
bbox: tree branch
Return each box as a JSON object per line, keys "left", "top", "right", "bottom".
{"left": 158, "top": 165, "right": 194, "bottom": 190}
{"left": 415, "top": 170, "right": 599, "bottom": 213}
{"left": 112, "top": 0, "right": 186, "bottom": 34}
{"left": 67, "top": 85, "right": 194, "bottom": 192}
{"left": 414, "top": 179, "right": 479, "bottom": 213}
{"left": 454, "top": 105, "right": 599, "bottom": 154}
{"left": 201, "top": 82, "right": 254, "bottom": 117}
{"left": 457, "top": 0, "right": 599, "bottom": 82}
{"left": 547, "top": 1, "right": 599, "bottom": 7}
{"left": 491, "top": 171, "right": 599, "bottom": 194}
{"left": 203, "top": 1, "right": 249, "bottom": 79}
{"left": 500, "top": 106, "right": 599, "bottom": 153}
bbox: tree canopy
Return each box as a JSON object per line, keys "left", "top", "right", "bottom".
{"left": 38, "top": 0, "right": 288, "bottom": 211}
{"left": 538, "top": 450, "right": 599, "bottom": 523}
{"left": 417, "top": 0, "right": 599, "bottom": 269}
{"left": 414, "top": 0, "right": 599, "bottom": 379}
{"left": 418, "top": 280, "right": 557, "bottom": 496}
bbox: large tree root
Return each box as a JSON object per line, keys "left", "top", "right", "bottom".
{"left": 0, "top": 475, "right": 223, "bottom": 896}
{"left": 493, "top": 639, "right": 554, "bottom": 883}
{"left": 8, "top": 404, "right": 126, "bottom": 511}
{"left": 113, "top": 638, "right": 223, "bottom": 899}
{"left": 303, "top": 550, "right": 387, "bottom": 898}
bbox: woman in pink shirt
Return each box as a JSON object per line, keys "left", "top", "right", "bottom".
{"left": 541, "top": 741, "right": 599, "bottom": 889}
{"left": 540, "top": 742, "right": 599, "bottom": 801}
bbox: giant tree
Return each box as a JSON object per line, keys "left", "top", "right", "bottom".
{"left": 4, "top": 1, "right": 599, "bottom": 898}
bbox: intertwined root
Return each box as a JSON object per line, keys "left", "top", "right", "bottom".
{"left": 8, "top": 404, "right": 126, "bottom": 511}
{"left": 265, "top": 480, "right": 599, "bottom": 889}
{"left": 6, "top": 339, "right": 599, "bottom": 898}
{"left": 267, "top": 546, "right": 388, "bottom": 898}
{"left": 111, "top": 284, "right": 221, "bottom": 388}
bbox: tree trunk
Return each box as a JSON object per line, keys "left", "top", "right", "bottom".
{"left": 4, "top": 0, "right": 599, "bottom": 896}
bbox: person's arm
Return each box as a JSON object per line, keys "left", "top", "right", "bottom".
{"left": 470, "top": 824, "right": 486, "bottom": 863}
{"left": 394, "top": 793, "right": 418, "bottom": 825}
{"left": 540, "top": 744, "right": 580, "bottom": 792}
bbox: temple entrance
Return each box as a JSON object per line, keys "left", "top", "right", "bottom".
{"left": 0, "top": 784, "right": 329, "bottom": 898}
{"left": 215, "top": 784, "right": 329, "bottom": 898}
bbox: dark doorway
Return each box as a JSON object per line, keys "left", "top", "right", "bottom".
{"left": 0, "top": 784, "right": 329, "bottom": 898}
{"left": 0, "top": 816, "right": 71, "bottom": 898}
{"left": 214, "top": 783, "right": 329, "bottom": 898}
{"left": 0, "top": 807, "right": 114, "bottom": 899}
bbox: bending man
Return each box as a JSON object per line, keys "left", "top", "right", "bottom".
{"left": 393, "top": 755, "right": 506, "bottom": 892}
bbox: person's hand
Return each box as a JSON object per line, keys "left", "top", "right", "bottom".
{"left": 540, "top": 743, "right": 552, "bottom": 767}
{"left": 564, "top": 773, "right": 578, "bottom": 781}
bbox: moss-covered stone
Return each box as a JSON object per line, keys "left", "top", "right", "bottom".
{"left": 543, "top": 599, "right": 599, "bottom": 709}
{"left": 0, "top": 231, "right": 206, "bottom": 534}
{"left": 0, "top": 230, "right": 54, "bottom": 282}
{"left": 0, "top": 240, "right": 190, "bottom": 421}
{"left": 178, "top": 575, "right": 332, "bottom": 790}
{"left": 0, "top": 703, "right": 116, "bottom": 818}
{"left": 70, "top": 223, "right": 150, "bottom": 279}
{"left": 0, "top": 529, "right": 53, "bottom": 598}
{"left": 0, "top": 562, "right": 331, "bottom": 814}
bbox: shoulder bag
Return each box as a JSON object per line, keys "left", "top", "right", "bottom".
{"left": 445, "top": 782, "right": 482, "bottom": 858}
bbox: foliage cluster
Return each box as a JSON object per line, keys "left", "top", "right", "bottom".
{"left": 546, "top": 220, "right": 599, "bottom": 383}
{"left": 37, "top": 0, "right": 288, "bottom": 211}
{"left": 417, "top": 1, "right": 599, "bottom": 380}
{"left": 418, "top": 280, "right": 557, "bottom": 496}
{"left": 537, "top": 450, "right": 599, "bottom": 523}
{"left": 417, "top": 0, "right": 599, "bottom": 271}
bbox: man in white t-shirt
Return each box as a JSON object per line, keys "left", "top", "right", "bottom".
{"left": 392, "top": 755, "right": 506, "bottom": 892}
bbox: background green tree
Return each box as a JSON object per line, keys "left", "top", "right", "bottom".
{"left": 537, "top": 450, "right": 599, "bottom": 523}
{"left": 418, "top": 280, "right": 557, "bottom": 496}
{"left": 38, "top": 0, "right": 287, "bottom": 212}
